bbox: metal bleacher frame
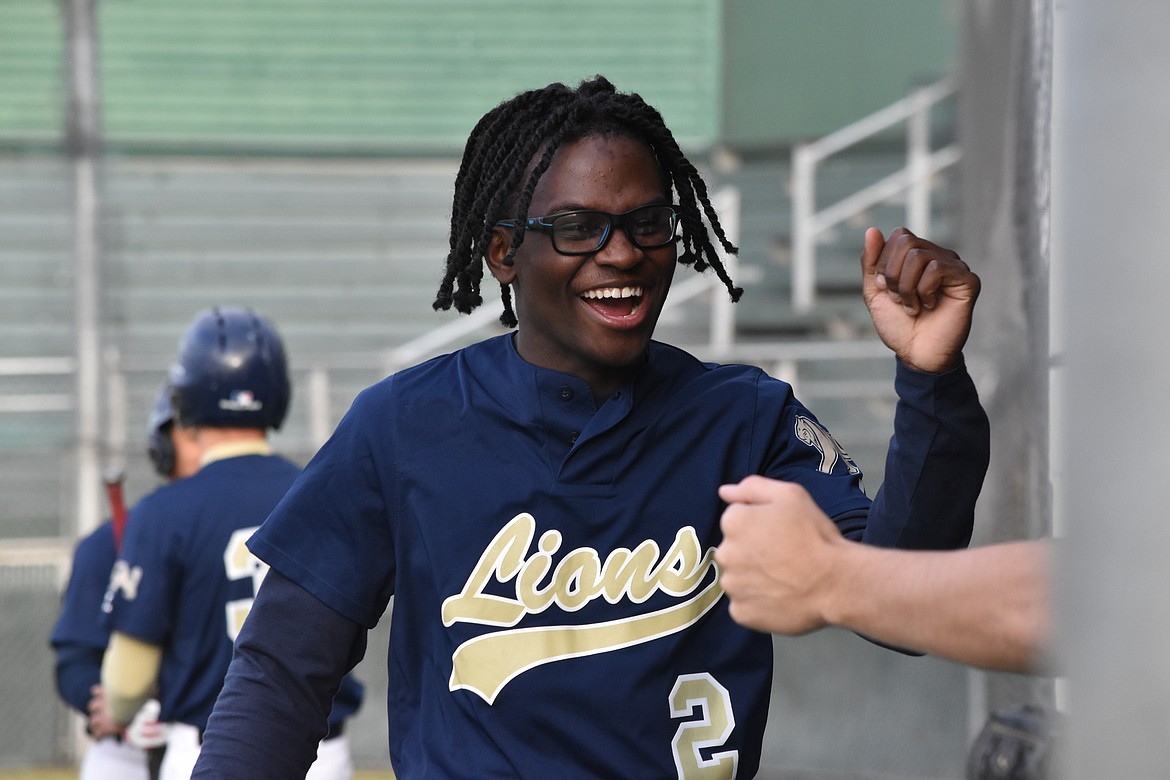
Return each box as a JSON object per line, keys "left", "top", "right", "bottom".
{"left": 791, "top": 78, "right": 960, "bottom": 312}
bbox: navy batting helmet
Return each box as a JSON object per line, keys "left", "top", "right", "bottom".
{"left": 146, "top": 382, "right": 176, "bottom": 478}
{"left": 168, "top": 306, "right": 291, "bottom": 430}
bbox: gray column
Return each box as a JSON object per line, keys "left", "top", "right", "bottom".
{"left": 1053, "top": 1, "right": 1170, "bottom": 776}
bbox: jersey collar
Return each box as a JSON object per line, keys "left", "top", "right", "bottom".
{"left": 200, "top": 439, "right": 273, "bottom": 467}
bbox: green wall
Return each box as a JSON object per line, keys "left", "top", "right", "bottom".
{"left": 1, "top": 0, "right": 957, "bottom": 154}
{"left": 0, "top": 0, "right": 721, "bottom": 154}
{"left": 0, "top": 2, "right": 64, "bottom": 143}
{"left": 722, "top": 0, "right": 958, "bottom": 148}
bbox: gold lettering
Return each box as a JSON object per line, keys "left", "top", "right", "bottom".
{"left": 441, "top": 512, "right": 724, "bottom": 703}
{"left": 550, "top": 548, "right": 603, "bottom": 611}
{"left": 441, "top": 513, "right": 535, "bottom": 627}
{"left": 444, "top": 515, "right": 717, "bottom": 627}
{"left": 654, "top": 527, "right": 706, "bottom": 594}
{"left": 517, "top": 530, "right": 560, "bottom": 613}
{"left": 450, "top": 566, "right": 723, "bottom": 705}
{"left": 600, "top": 543, "right": 661, "bottom": 603}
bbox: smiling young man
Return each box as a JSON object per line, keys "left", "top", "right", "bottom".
{"left": 194, "top": 76, "right": 990, "bottom": 779}
{"left": 489, "top": 132, "right": 679, "bottom": 399}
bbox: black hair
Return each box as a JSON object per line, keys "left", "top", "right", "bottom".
{"left": 433, "top": 75, "right": 743, "bottom": 328}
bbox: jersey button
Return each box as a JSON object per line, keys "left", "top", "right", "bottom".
{"left": 569, "top": 431, "right": 579, "bottom": 444}
{"left": 559, "top": 386, "right": 573, "bottom": 401}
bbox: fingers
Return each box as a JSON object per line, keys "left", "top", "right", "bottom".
{"left": 718, "top": 478, "right": 820, "bottom": 544}
{"left": 859, "top": 227, "right": 886, "bottom": 293}
{"left": 870, "top": 227, "right": 971, "bottom": 314}
{"left": 718, "top": 474, "right": 803, "bottom": 506}
{"left": 87, "top": 685, "right": 105, "bottom": 713}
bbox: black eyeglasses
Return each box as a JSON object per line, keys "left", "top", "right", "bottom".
{"left": 496, "top": 204, "right": 681, "bottom": 255}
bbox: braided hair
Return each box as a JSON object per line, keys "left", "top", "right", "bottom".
{"left": 433, "top": 75, "right": 743, "bottom": 328}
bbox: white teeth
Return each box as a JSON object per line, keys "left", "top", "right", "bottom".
{"left": 582, "top": 286, "right": 643, "bottom": 300}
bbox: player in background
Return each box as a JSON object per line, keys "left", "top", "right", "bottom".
{"left": 100, "top": 307, "right": 363, "bottom": 780}
{"left": 51, "top": 384, "right": 200, "bottom": 779}
{"left": 195, "top": 76, "right": 990, "bottom": 779}
{"left": 716, "top": 475, "right": 1052, "bottom": 674}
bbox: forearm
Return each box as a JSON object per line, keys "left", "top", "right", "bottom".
{"left": 864, "top": 358, "right": 990, "bottom": 549}
{"left": 823, "top": 540, "right": 1050, "bottom": 672}
{"left": 100, "top": 632, "right": 162, "bottom": 725}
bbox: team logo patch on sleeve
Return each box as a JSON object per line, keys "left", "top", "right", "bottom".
{"left": 794, "top": 415, "right": 861, "bottom": 476}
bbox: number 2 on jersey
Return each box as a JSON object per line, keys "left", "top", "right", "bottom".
{"left": 223, "top": 526, "right": 268, "bottom": 641}
{"left": 670, "top": 672, "right": 739, "bottom": 779}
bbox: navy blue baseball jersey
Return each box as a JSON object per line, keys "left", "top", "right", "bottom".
{"left": 232, "top": 334, "right": 987, "bottom": 778}
{"left": 51, "top": 519, "right": 118, "bottom": 713}
{"left": 103, "top": 451, "right": 303, "bottom": 730}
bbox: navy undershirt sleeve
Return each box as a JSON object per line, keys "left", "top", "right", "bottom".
{"left": 193, "top": 569, "right": 367, "bottom": 779}
{"left": 862, "top": 357, "right": 990, "bottom": 549}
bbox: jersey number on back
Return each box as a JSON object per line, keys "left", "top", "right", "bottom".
{"left": 223, "top": 526, "right": 269, "bottom": 642}
{"left": 670, "top": 672, "right": 739, "bottom": 779}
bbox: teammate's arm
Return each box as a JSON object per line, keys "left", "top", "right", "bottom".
{"left": 716, "top": 476, "right": 1050, "bottom": 674}
{"left": 53, "top": 645, "right": 101, "bottom": 714}
{"left": 50, "top": 523, "right": 117, "bottom": 715}
{"left": 100, "top": 631, "right": 162, "bottom": 724}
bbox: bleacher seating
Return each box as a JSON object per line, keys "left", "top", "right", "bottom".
{"left": 0, "top": 139, "right": 955, "bottom": 539}
{"left": 0, "top": 156, "right": 74, "bottom": 359}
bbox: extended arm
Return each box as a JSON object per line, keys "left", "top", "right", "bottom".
{"left": 716, "top": 476, "right": 1050, "bottom": 673}
{"left": 193, "top": 569, "right": 367, "bottom": 779}
{"left": 854, "top": 228, "right": 990, "bottom": 549}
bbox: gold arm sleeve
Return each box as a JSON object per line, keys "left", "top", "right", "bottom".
{"left": 101, "top": 631, "right": 163, "bottom": 725}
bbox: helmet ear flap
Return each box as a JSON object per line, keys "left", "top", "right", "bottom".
{"left": 166, "top": 383, "right": 189, "bottom": 428}
{"left": 148, "top": 427, "right": 176, "bottom": 478}
{"left": 146, "top": 382, "right": 177, "bottom": 478}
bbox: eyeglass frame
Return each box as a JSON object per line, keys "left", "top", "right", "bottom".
{"left": 494, "top": 204, "right": 682, "bottom": 256}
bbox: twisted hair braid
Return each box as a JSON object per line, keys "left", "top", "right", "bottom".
{"left": 434, "top": 75, "right": 742, "bottom": 328}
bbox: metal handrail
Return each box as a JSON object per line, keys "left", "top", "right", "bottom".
{"left": 791, "top": 78, "right": 959, "bottom": 312}
{"left": 0, "top": 356, "right": 75, "bottom": 413}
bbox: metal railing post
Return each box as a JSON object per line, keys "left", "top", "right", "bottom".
{"left": 307, "top": 366, "right": 332, "bottom": 449}
{"left": 104, "top": 346, "right": 127, "bottom": 467}
{"left": 709, "top": 187, "right": 740, "bottom": 352}
{"left": 790, "top": 78, "right": 957, "bottom": 315}
{"left": 907, "top": 86, "right": 932, "bottom": 235}
{"left": 792, "top": 144, "right": 816, "bottom": 313}
{"left": 66, "top": 0, "right": 104, "bottom": 538}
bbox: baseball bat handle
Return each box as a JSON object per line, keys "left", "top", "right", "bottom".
{"left": 103, "top": 466, "right": 129, "bottom": 552}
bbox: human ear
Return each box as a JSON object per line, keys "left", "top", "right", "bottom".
{"left": 486, "top": 226, "right": 519, "bottom": 284}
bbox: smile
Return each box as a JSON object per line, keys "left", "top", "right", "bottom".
{"left": 580, "top": 286, "right": 644, "bottom": 300}
{"left": 580, "top": 286, "right": 645, "bottom": 320}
